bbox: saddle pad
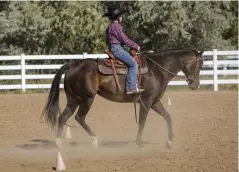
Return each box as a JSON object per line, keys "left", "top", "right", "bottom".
{"left": 97, "top": 55, "right": 148, "bottom": 75}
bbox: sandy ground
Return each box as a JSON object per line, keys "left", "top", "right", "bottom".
{"left": 0, "top": 91, "right": 237, "bottom": 172}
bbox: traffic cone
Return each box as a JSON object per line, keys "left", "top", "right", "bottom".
{"left": 168, "top": 97, "right": 171, "bottom": 106}
{"left": 56, "top": 152, "right": 66, "bottom": 171}
{"left": 64, "top": 126, "right": 72, "bottom": 139}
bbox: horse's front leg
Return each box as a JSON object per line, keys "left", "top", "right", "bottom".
{"left": 136, "top": 97, "right": 153, "bottom": 148}
{"left": 151, "top": 100, "right": 174, "bottom": 148}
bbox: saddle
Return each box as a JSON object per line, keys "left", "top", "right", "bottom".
{"left": 98, "top": 49, "right": 148, "bottom": 91}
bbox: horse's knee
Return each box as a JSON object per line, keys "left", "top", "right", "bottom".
{"left": 75, "top": 115, "right": 84, "bottom": 124}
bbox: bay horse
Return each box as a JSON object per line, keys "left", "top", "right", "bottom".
{"left": 41, "top": 48, "right": 204, "bottom": 148}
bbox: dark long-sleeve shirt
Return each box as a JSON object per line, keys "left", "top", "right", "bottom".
{"left": 106, "top": 21, "right": 139, "bottom": 50}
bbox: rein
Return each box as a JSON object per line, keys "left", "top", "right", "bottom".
{"left": 140, "top": 52, "right": 200, "bottom": 85}
{"left": 145, "top": 55, "right": 187, "bottom": 80}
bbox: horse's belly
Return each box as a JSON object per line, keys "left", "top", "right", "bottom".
{"left": 97, "top": 90, "right": 133, "bottom": 103}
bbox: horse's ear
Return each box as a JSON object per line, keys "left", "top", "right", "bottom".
{"left": 199, "top": 48, "right": 204, "bottom": 57}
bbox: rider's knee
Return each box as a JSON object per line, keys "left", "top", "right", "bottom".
{"left": 128, "top": 58, "right": 138, "bottom": 68}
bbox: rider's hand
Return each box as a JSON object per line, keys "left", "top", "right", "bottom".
{"left": 137, "top": 46, "right": 141, "bottom": 52}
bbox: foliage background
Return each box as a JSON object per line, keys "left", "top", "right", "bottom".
{"left": 0, "top": 1, "right": 238, "bottom": 56}
{"left": 0, "top": 1, "right": 237, "bottom": 92}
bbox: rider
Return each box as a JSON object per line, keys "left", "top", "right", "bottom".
{"left": 102, "top": 4, "right": 144, "bottom": 95}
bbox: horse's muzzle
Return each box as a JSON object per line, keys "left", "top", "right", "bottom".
{"left": 189, "top": 80, "right": 200, "bottom": 90}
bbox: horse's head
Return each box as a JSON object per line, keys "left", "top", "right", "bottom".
{"left": 182, "top": 49, "right": 204, "bottom": 90}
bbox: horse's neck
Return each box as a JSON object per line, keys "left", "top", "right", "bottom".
{"left": 160, "top": 56, "right": 183, "bottom": 80}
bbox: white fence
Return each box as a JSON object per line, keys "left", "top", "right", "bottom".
{"left": 0, "top": 49, "right": 238, "bottom": 92}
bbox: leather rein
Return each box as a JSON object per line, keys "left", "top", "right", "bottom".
{"left": 138, "top": 52, "right": 201, "bottom": 85}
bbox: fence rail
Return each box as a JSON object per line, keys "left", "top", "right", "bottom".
{"left": 0, "top": 49, "right": 238, "bottom": 92}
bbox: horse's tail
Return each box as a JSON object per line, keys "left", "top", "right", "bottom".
{"left": 41, "top": 64, "right": 69, "bottom": 130}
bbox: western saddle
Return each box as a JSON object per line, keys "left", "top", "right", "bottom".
{"left": 103, "top": 49, "right": 142, "bottom": 91}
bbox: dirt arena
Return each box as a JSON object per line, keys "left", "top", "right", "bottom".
{"left": 0, "top": 91, "right": 237, "bottom": 172}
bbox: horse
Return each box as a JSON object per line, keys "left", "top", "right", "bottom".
{"left": 41, "top": 48, "right": 204, "bottom": 148}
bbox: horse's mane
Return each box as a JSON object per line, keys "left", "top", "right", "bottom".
{"left": 141, "top": 48, "right": 199, "bottom": 56}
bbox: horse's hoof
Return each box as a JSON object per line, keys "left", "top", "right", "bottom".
{"left": 138, "top": 144, "right": 144, "bottom": 149}
{"left": 166, "top": 140, "right": 173, "bottom": 149}
{"left": 136, "top": 141, "right": 144, "bottom": 149}
{"left": 91, "top": 136, "right": 99, "bottom": 148}
{"left": 56, "top": 138, "right": 62, "bottom": 148}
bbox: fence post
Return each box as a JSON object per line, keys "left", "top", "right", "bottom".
{"left": 21, "top": 54, "right": 26, "bottom": 92}
{"left": 223, "top": 65, "right": 227, "bottom": 77}
{"left": 83, "top": 52, "right": 87, "bottom": 59}
{"left": 213, "top": 49, "right": 218, "bottom": 91}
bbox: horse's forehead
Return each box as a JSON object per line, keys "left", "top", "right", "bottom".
{"left": 185, "top": 53, "right": 198, "bottom": 66}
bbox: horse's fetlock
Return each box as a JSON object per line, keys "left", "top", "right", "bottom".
{"left": 58, "top": 117, "right": 65, "bottom": 124}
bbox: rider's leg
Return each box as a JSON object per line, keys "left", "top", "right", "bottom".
{"left": 110, "top": 44, "right": 144, "bottom": 94}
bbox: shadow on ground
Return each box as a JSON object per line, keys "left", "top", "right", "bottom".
{"left": 16, "top": 139, "right": 58, "bottom": 150}
{"left": 16, "top": 139, "right": 160, "bottom": 150}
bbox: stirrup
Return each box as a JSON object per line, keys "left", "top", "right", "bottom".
{"left": 126, "top": 88, "right": 145, "bottom": 95}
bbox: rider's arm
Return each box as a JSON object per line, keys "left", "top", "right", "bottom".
{"left": 116, "top": 25, "right": 139, "bottom": 50}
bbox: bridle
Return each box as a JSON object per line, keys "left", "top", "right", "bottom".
{"left": 183, "top": 55, "right": 203, "bottom": 84}
{"left": 139, "top": 52, "right": 203, "bottom": 85}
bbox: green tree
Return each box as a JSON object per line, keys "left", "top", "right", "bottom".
{"left": 0, "top": 1, "right": 108, "bottom": 55}
{"left": 184, "top": 1, "right": 234, "bottom": 50}
{"left": 123, "top": 1, "right": 237, "bottom": 51}
{"left": 221, "top": 1, "right": 238, "bottom": 49}
{"left": 0, "top": 1, "right": 237, "bottom": 56}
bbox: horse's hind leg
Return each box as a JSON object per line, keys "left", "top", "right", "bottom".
{"left": 75, "top": 97, "right": 98, "bottom": 148}
{"left": 151, "top": 100, "right": 174, "bottom": 148}
{"left": 56, "top": 96, "right": 78, "bottom": 147}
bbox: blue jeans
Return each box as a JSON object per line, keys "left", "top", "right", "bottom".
{"left": 109, "top": 44, "right": 138, "bottom": 90}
